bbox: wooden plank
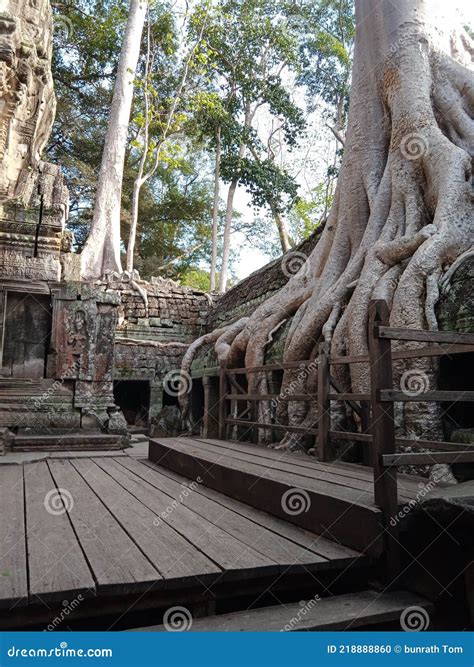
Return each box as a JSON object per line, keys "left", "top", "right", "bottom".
{"left": 330, "top": 431, "right": 372, "bottom": 442}
{"left": 0, "top": 466, "right": 28, "bottom": 608}
{"left": 383, "top": 451, "right": 474, "bottom": 466}
{"left": 149, "top": 438, "right": 384, "bottom": 555}
{"left": 113, "top": 458, "right": 354, "bottom": 573}
{"left": 395, "top": 437, "right": 474, "bottom": 452}
{"left": 24, "top": 461, "right": 95, "bottom": 604}
{"left": 227, "top": 360, "right": 316, "bottom": 374}
{"left": 377, "top": 326, "right": 474, "bottom": 345}
{"left": 318, "top": 342, "right": 331, "bottom": 461}
{"left": 391, "top": 344, "right": 474, "bottom": 360}
{"left": 134, "top": 590, "right": 433, "bottom": 632}
{"left": 219, "top": 363, "right": 227, "bottom": 440}
{"left": 141, "top": 459, "right": 366, "bottom": 564}
{"left": 71, "top": 458, "right": 221, "bottom": 585}
{"left": 48, "top": 460, "right": 162, "bottom": 596}
{"left": 380, "top": 390, "right": 474, "bottom": 402}
{"left": 329, "top": 344, "right": 474, "bottom": 365}
{"left": 93, "top": 457, "right": 280, "bottom": 577}
{"left": 193, "top": 437, "right": 423, "bottom": 499}
{"left": 226, "top": 419, "right": 318, "bottom": 435}
{"left": 178, "top": 436, "right": 402, "bottom": 498}
{"left": 368, "top": 300, "right": 400, "bottom": 581}
{"left": 166, "top": 437, "right": 378, "bottom": 495}
{"left": 331, "top": 432, "right": 474, "bottom": 453}
{"left": 226, "top": 394, "right": 316, "bottom": 402}
{"left": 328, "top": 393, "right": 371, "bottom": 402}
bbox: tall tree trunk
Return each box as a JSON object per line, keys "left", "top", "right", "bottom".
{"left": 270, "top": 200, "right": 291, "bottom": 253}
{"left": 218, "top": 103, "right": 254, "bottom": 293}
{"left": 81, "top": 0, "right": 147, "bottom": 281}
{"left": 182, "top": 0, "right": 473, "bottom": 447}
{"left": 219, "top": 177, "right": 238, "bottom": 293}
{"left": 210, "top": 126, "right": 221, "bottom": 292}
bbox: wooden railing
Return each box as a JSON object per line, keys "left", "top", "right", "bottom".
{"left": 217, "top": 299, "right": 474, "bottom": 577}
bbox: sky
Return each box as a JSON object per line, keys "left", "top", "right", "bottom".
{"left": 231, "top": 0, "right": 474, "bottom": 281}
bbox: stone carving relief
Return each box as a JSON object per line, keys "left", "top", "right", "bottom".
{"left": 0, "top": 0, "right": 57, "bottom": 202}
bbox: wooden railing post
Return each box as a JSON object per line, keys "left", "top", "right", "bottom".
{"left": 218, "top": 363, "right": 228, "bottom": 440}
{"left": 318, "top": 342, "right": 331, "bottom": 461}
{"left": 368, "top": 300, "right": 400, "bottom": 582}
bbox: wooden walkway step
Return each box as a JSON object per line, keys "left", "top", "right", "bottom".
{"left": 0, "top": 457, "right": 368, "bottom": 628}
{"left": 149, "top": 437, "right": 387, "bottom": 555}
{"left": 134, "top": 590, "right": 434, "bottom": 632}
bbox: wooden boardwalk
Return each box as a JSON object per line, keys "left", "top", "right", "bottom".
{"left": 0, "top": 456, "right": 368, "bottom": 629}
{"left": 149, "top": 437, "right": 431, "bottom": 555}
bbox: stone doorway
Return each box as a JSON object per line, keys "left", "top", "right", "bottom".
{"left": 0, "top": 291, "right": 52, "bottom": 378}
{"left": 113, "top": 380, "right": 151, "bottom": 427}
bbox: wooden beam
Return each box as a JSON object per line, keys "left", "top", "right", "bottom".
{"left": 377, "top": 326, "right": 474, "bottom": 345}
{"left": 226, "top": 418, "right": 318, "bottom": 435}
{"left": 318, "top": 342, "right": 331, "bottom": 461}
{"left": 383, "top": 451, "right": 474, "bottom": 466}
{"left": 226, "top": 393, "right": 316, "bottom": 402}
{"left": 380, "top": 390, "right": 474, "bottom": 402}
{"left": 218, "top": 363, "right": 228, "bottom": 440}
{"left": 369, "top": 300, "right": 400, "bottom": 582}
{"left": 328, "top": 393, "right": 371, "bottom": 402}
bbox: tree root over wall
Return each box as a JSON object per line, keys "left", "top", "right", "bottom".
{"left": 181, "top": 0, "right": 474, "bottom": 451}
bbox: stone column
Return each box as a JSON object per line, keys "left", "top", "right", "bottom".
{"left": 203, "top": 376, "right": 220, "bottom": 438}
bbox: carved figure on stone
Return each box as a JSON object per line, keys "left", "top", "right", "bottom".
{"left": 65, "top": 306, "right": 91, "bottom": 376}
{"left": 0, "top": 0, "right": 57, "bottom": 202}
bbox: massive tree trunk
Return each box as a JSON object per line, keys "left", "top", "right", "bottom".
{"left": 183, "top": 0, "right": 473, "bottom": 446}
{"left": 81, "top": 0, "right": 147, "bottom": 281}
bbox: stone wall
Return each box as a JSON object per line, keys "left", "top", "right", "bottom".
{"left": 209, "top": 231, "right": 322, "bottom": 329}
{"left": 109, "top": 276, "right": 212, "bottom": 344}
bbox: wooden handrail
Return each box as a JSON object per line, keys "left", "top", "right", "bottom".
{"left": 215, "top": 298, "right": 473, "bottom": 583}
{"left": 377, "top": 326, "right": 474, "bottom": 345}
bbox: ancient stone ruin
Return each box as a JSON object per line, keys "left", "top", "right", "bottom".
{"left": 0, "top": 0, "right": 472, "bottom": 458}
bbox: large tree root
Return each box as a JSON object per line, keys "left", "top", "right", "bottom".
{"left": 181, "top": 0, "right": 474, "bottom": 452}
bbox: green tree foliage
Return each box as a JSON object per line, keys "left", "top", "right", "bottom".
{"left": 49, "top": 0, "right": 355, "bottom": 288}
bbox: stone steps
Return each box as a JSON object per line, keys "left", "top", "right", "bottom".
{"left": 13, "top": 433, "right": 124, "bottom": 452}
